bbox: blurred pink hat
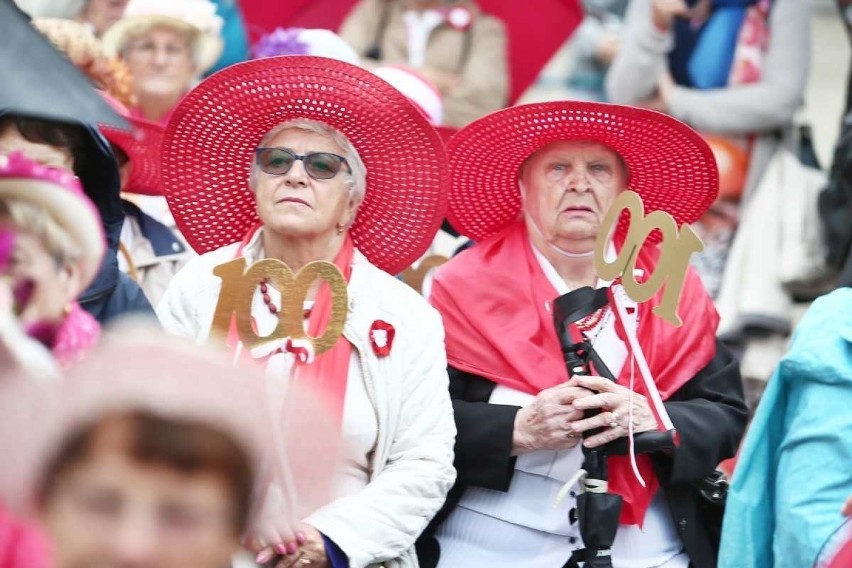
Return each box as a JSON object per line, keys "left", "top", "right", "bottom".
{"left": 0, "top": 324, "right": 341, "bottom": 527}
{"left": 372, "top": 64, "right": 444, "bottom": 126}
{"left": 0, "top": 151, "right": 105, "bottom": 292}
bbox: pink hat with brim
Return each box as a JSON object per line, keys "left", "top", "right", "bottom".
{"left": 0, "top": 152, "right": 105, "bottom": 292}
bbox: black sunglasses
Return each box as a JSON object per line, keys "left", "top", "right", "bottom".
{"left": 255, "top": 147, "right": 351, "bottom": 180}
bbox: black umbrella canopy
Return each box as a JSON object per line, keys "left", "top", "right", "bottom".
{"left": 0, "top": 0, "right": 127, "bottom": 129}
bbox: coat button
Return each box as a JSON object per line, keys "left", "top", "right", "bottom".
{"left": 569, "top": 537, "right": 577, "bottom": 544}
{"left": 678, "top": 519, "right": 687, "bottom": 532}
{"left": 569, "top": 507, "right": 578, "bottom": 524}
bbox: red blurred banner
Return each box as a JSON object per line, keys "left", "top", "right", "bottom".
{"left": 239, "top": 0, "right": 583, "bottom": 104}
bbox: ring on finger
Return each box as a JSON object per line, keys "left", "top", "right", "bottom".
{"left": 566, "top": 421, "right": 577, "bottom": 438}
{"left": 299, "top": 559, "right": 313, "bottom": 565}
{"left": 608, "top": 411, "right": 619, "bottom": 429}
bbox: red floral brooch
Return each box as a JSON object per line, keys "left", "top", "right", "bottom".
{"left": 369, "top": 320, "right": 395, "bottom": 357}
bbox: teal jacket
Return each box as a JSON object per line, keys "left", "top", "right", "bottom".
{"left": 719, "top": 289, "right": 852, "bottom": 567}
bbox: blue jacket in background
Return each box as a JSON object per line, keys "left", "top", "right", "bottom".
{"left": 719, "top": 288, "right": 852, "bottom": 567}
{"left": 208, "top": 0, "right": 249, "bottom": 73}
{"left": 73, "top": 123, "right": 154, "bottom": 323}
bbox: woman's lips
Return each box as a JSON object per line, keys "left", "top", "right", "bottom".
{"left": 562, "top": 205, "right": 594, "bottom": 215}
{"left": 276, "top": 197, "right": 310, "bottom": 207}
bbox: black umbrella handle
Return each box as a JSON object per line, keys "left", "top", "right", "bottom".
{"left": 553, "top": 288, "right": 677, "bottom": 457}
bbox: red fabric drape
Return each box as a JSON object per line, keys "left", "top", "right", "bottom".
{"left": 429, "top": 221, "right": 719, "bottom": 524}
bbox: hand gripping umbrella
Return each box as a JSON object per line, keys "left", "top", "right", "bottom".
{"left": 552, "top": 286, "right": 676, "bottom": 568}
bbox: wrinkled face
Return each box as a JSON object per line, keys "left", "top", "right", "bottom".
{"left": 40, "top": 422, "right": 240, "bottom": 568}
{"left": 253, "top": 128, "right": 358, "bottom": 240}
{"left": 0, "top": 228, "right": 79, "bottom": 325}
{"left": 0, "top": 125, "right": 73, "bottom": 171}
{"left": 80, "top": 0, "right": 130, "bottom": 37}
{"left": 122, "top": 26, "right": 197, "bottom": 101}
{"left": 519, "top": 140, "right": 626, "bottom": 252}
{"left": 0, "top": 127, "right": 79, "bottom": 324}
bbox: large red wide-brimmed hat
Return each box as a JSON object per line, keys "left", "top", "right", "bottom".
{"left": 446, "top": 101, "right": 719, "bottom": 242}
{"left": 99, "top": 92, "right": 165, "bottom": 196}
{"left": 161, "top": 55, "right": 449, "bottom": 275}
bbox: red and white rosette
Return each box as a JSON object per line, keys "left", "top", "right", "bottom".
{"left": 369, "top": 320, "right": 395, "bottom": 357}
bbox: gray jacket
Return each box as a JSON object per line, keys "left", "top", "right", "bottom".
{"left": 605, "top": 0, "right": 811, "bottom": 197}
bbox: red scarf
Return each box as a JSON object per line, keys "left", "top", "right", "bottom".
{"left": 429, "top": 221, "right": 719, "bottom": 525}
{"left": 228, "top": 225, "right": 354, "bottom": 428}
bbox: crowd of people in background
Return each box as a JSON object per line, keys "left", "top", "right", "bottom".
{"left": 0, "top": 0, "right": 850, "bottom": 567}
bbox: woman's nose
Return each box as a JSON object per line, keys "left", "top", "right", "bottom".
{"left": 109, "top": 513, "right": 159, "bottom": 565}
{"left": 566, "top": 169, "right": 592, "bottom": 192}
{"left": 152, "top": 47, "right": 170, "bottom": 67}
{"left": 283, "top": 159, "right": 309, "bottom": 186}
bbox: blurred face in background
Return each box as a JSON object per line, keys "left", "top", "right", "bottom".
{"left": 39, "top": 413, "right": 250, "bottom": 568}
{"left": 122, "top": 25, "right": 198, "bottom": 104}
{"left": 0, "top": 123, "right": 74, "bottom": 171}
{"left": 0, "top": 225, "right": 81, "bottom": 326}
{"left": 78, "top": 0, "right": 130, "bottom": 37}
{"left": 0, "top": 123, "right": 84, "bottom": 325}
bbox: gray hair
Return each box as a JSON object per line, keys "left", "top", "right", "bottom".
{"left": 248, "top": 119, "right": 368, "bottom": 205}
{"left": 118, "top": 22, "right": 203, "bottom": 69}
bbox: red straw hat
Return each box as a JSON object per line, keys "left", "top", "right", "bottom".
{"left": 161, "top": 55, "right": 448, "bottom": 275}
{"left": 99, "top": 92, "right": 165, "bottom": 196}
{"left": 446, "top": 101, "right": 719, "bottom": 242}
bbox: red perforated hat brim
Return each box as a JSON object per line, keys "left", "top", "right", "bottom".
{"left": 445, "top": 101, "right": 719, "bottom": 242}
{"left": 102, "top": 116, "right": 164, "bottom": 196}
{"left": 161, "top": 55, "right": 449, "bottom": 275}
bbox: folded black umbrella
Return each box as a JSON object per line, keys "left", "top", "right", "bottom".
{"left": 0, "top": 0, "right": 127, "bottom": 129}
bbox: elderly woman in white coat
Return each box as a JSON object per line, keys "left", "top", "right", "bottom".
{"left": 156, "top": 56, "right": 456, "bottom": 568}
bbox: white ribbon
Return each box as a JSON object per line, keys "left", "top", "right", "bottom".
{"left": 249, "top": 337, "right": 316, "bottom": 365}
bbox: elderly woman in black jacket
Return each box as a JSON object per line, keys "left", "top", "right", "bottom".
{"left": 421, "top": 101, "right": 747, "bottom": 568}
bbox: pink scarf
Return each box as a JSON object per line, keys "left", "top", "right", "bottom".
{"left": 227, "top": 226, "right": 355, "bottom": 429}
{"left": 0, "top": 504, "right": 51, "bottom": 568}
{"left": 25, "top": 302, "right": 100, "bottom": 370}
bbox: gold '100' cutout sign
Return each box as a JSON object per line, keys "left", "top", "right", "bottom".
{"left": 210, "top": 258, "right": 348, "bottom": 354}
{"left": 594, "top": 191, "right": 704, "bottom": 327}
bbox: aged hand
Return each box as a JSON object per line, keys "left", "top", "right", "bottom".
{"left": 651, "top": 0, "right": 690, "bottom": 31}
{"left": 247, "top": 512, "right": 302, "bottom": 565}
{"left": 596, "top": 34, "right": 621, "bottom": 65}
{"left": 634, "top": 72, "right": 676, "bottom": 113}
{"left": 634, "top": 96, "right": 669, "bottom": 113}
{"left": 512, "top": 383, "right": 595, "bottom": 455}
{"left": 273, "top": 524, "right": 329, "bottom": 568}
{"left": 657, "top": 71, "right": 676, "bottom": 108}
{"left": 566, "top": 375, "right": 657, "bottom": 448}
